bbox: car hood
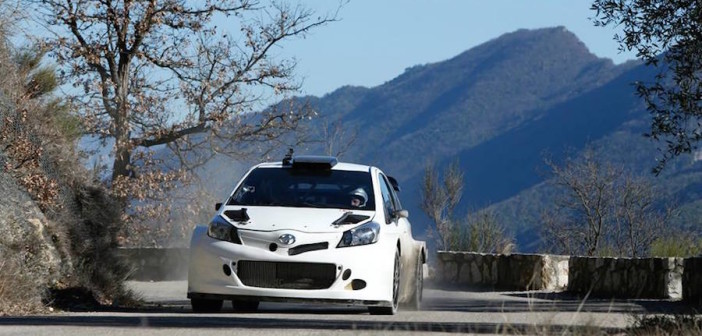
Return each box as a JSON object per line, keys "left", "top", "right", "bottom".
{"left": 221, "top": 206, "right": 375, "bottom": 233}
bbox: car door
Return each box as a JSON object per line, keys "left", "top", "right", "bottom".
{"left": 380, "top": 174, "right": 411, "bottom": 235}
{"left": 378, "top": 173, "right": 414, "bottom": 297}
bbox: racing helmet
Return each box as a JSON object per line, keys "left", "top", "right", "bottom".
{"left": 349, "top": 187, "right": 368, "bottom": 207}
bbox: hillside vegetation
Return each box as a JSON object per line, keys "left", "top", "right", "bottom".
{"left": 0, "top": 30, "right": 131, "bottom": 314}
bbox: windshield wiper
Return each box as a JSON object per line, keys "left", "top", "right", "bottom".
{"left": 256, "top": 201, "right": 286, "bottom": 206}
{"left": 293, "top": 201, "right": 326, "bottom": 208}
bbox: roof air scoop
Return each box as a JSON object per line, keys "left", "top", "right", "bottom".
{"left": 281, "top": 149, "right": 338, "bottom": 170}
{"left": 282, "top": 148, "right": 294, "bottom": 166}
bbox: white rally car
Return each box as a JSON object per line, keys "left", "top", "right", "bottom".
{"left": 187, "top": 154, "right": 426, "bottom": 315}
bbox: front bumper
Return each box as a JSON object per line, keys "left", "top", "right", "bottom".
{"left": 187, "top": 226, "right": 397, "bottom": 307}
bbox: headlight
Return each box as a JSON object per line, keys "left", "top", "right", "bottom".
{"left": 337, "top": 222, "right": 380, "bottom": 248}
{"left": 207, "top": 216, "right": 242, "bottom": 244}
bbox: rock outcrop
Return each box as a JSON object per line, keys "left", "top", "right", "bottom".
{"left": 0, "top": 152, "right": 64, "bottom": 284}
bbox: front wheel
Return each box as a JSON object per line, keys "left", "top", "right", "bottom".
{"left": 405, "top": 252, "right": 423, "bottom": 310}
{"left": 369, "top": 250, "right": 400, "bottom": 315}
{"left": 232, "top": 299, "right": 259, "bottom": 312}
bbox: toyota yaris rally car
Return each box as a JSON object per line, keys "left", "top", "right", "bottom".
{"left": 187, "top": 154, "right": 426, "bottom": 315}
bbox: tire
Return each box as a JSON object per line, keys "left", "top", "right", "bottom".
{"left": 191, "top": 298, "right": 223, "bottom": 313}
{"left": 405, "top": 252, "right": 423, "bottom": 310}
{"left": 232, "top": 299, "right": 259, "bottom": 312}
{"left": 369, "top": 250, "right": 400, "bottom": 315}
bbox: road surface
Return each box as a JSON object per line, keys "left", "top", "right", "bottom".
{"left": 0, "top": 281, "right": 694, "bottom": 335}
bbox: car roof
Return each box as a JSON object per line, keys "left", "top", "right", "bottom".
{"left": 255, "top": 161, "right": 373, "bottom": 172}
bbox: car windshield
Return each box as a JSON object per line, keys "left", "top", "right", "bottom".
{"left": 227, "top": 167, "right": 376, "bottom": 210}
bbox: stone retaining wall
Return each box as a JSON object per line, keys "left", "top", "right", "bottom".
{"left": 568, "top": 256, "right": 683, "bottom": 300}
{"left": 436, "top": 252, "right": 569, "bottom": 291}
{"left": 683, "top": 257, "right": 702, "bottom": 306}
{"left": 120, "top": 248, "right": 698, "bottom": 303}
{"left": 117, "top": 247, "right": 189, "bottom": 281}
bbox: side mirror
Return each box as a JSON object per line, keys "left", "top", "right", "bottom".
{"left": 394, "top": 209, "right": 409, "bottom": 219}
{"left": 388, "top": 176, "right": 401, "bottom": 192}
{"left": 215, "top": 203, "right": 222, "bottom": 211}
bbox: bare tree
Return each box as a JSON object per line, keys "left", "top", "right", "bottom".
{"left": 542, "top": 149, "right": 671, "bottom": 257}
{"left": 27, "top": 0, "right": 338, "bottom": 243}
{"left": 613, "top": 173, "right": 672, "bottom": 257}
{"left": 319, "top": 117, "right": 357, "bottom": 159}
{"left": 420, "top": 162, "right": 514, "bottom": 252}
{"left": 543, "top": 150, "right": 617, "bottom": 256}
{"left": 31, "top": 0, "right": 337, "bottom": 187}
{"left": 0, "top": 1, "right": 25, "bottom": 37}
{"left": 420, "top": 161, "right": 462, "bottom": 250}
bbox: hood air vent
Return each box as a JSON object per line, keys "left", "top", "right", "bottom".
{"left": 332, "top": 213, "right": 371, "bottom": 225}
{"left": 224, "top": 208, "right": 249, "bottom": 222}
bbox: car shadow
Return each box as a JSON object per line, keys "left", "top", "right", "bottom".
{"left": 134, "top": 300, "right": 371, "bottom": 315}
{"left": 0, "top": 315, "right": 623, "bottom": 334}
{"left": 25, "top": 287, "right": 696, "bottom": 334}
{"left": 61, "top": 290, "right": 696, "bottom": 316}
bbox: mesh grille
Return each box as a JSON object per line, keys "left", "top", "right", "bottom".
{"left": 237, "top": 261, "right": 336, "bottom": 289}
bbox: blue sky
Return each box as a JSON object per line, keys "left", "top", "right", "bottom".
{"left": 270, "top": 0, "right": 636, "bottom": 97}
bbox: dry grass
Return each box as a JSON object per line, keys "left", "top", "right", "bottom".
{"left": 627, "top": 315, "right": 702, "bottom": 336}
{"left": 0, "top": 226, "right": 50, "bottom": 315}
{"left": 492, "top": 303, "right": 700, "bottom": 335}
{"left": 494, "top": 293, "right": 702, "bottom": 336}
{"left": 0, "top": 256, "right": 45, "bottom": 315}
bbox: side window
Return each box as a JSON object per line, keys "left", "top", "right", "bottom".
{"left": 388, "top": 182, "right": 402, "bottom": 211}
{"left": 381, "top": 175, "right": 402, "bottom": 211}
{"left": 378, "top": 174, "right": 396, "bottom": 224}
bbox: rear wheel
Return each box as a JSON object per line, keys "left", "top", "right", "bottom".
{"left": 191, "top": 298, "right": 223, "bottom": 313}
{"left": 232, "top": 299, "right": 259, "bottom": 312}
{"left": 369, "top": 250, "right": 400, "bottom": 315}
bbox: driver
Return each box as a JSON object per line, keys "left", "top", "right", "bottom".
{"left": 349, "top": 188, "right": 368, "bottom": 208}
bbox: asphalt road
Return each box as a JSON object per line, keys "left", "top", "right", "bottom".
{"left": 0, "top": 281, "right": 695, "bottom": 335}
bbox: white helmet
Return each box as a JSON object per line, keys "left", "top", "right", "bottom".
{"left": 349, "top": 188, "right": 368, "bottom": 207}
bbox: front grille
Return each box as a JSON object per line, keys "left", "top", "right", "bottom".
{"left": 237, "top": 261, "right": 336, "bottom": 289}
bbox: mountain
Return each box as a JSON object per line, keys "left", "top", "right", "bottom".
{"left": 194, "top": 27, "right": 702, "bottom": 251}
{"left": 313, "top": 27, "right": 628, "bottom": 179}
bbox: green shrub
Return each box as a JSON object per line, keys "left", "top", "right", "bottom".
{"left": 446, "top": 209, "right": 516, "bottom": 253}
{"left": 63, "top": 184, "right": 133, "bottom": 303}
{"left": 650, "top": 234, "right": 702, "bottom": 258}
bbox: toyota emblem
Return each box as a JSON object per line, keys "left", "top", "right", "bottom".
{"left": 278, "top": 234, "right": 296, "bottom": 245}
